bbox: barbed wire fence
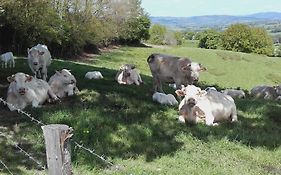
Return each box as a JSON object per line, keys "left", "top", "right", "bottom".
{"left": 0, "top": 97, "right": 116, "bottom": 174}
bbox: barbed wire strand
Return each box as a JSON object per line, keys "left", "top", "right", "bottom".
{"left": 0, "top": 97, "right": 114, "bottom": 167}
{"left": 0, "top": 98, "right": 45, "bottom": 126}
{"left": 0, "top": 159, "right": 14, "bottom": 175}
{"left": 74, "top": 141, "right": 113, "bottom": 166}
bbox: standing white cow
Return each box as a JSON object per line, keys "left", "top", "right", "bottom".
{"left": 27, "top": 44, "right": 52, "bottom": 81}
{"left": 147, "top": 53, "right": 206, "bottom": 93}
{"left": 176, "top": 85, "right": 238, "bottom": 126}
{"left": 115, "top": 64, "right": 143, "bottom": 85}
{"left": 1, "top": 52, "right": 15, "bottom": 68}
{"left": 48, "top": 69, "right": 79, "bottom": 98}
{"left": 6, "top": 72, "right": 58, "bottom": 111}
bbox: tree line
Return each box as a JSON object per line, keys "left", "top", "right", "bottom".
{"left": 0, "top": 0, "right": 150, "bottom": 58}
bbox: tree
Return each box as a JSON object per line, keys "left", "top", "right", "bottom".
{"left": 198, "top": 29, "right": 221, "bottom": 49}
{"left": 221, "top": 24, "right": 273, "bottom": 55}
{"left": 149, "top": 24, "right": 167, "bottom": 45}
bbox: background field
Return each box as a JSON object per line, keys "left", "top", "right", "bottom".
{"left": 0, "top": 46, "right": 281, "bottom": 175}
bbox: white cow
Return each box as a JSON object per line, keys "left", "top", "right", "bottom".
{"left": 221, "top": 89, "right": 246, "bottom": 99}
{"left": 85, "top": 71, "right": 103, "bottom": 79}
{"left": 48, "top": 69, "right": 79, "bottom": 98}
{"left": 6, "top": 72, "right": 58, "bottom": 111}
{"left": 115, "top": 64, "right": 143, "bottom": 85}
{"left": 27, "top": 44, "right": 52, "bottom": 81}
{"left": 1, "top": 52, "right": 15, "bottom": 68}
{"left": 176, "top": 85, "right": 238, "bottom": 126}
{"left": 250, "top": 85, "right": 281, "bottom": 100}
{"left": 152, "top": 92, "right": 178, "bottom": 106}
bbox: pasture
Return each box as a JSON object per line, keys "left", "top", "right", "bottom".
{"left": 0, "top": 45, "right": 281, "bottom": 175}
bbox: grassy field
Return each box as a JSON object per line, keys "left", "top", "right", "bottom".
{"left": 0, "top": 45, "right": 281, "bottom": 175}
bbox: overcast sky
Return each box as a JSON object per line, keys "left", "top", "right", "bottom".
{"left": 141, "top": 0, "right": 281, "bottom": 17}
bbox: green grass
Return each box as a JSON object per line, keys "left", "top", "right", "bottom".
{"left": 0, "top": 45, "right": 281, "bottom": 175}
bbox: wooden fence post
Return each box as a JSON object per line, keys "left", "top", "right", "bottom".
{"left": 42, "top": 124, "right": 73, "bottom": 175}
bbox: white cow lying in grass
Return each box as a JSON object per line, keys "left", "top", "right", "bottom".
{"left": 27, "top": 44, "right": 52, "bottom": 81}
{"left": 115, "top": 64, "right": 143, "bottom": 85}
{"left": 176, "top": 85, "right": 238, "bottom": 126}
{"left": 1, "top": 52, "right": 15, "bottom": 68}
{"left": 152, "top": 92, "right": 178, "bottom": 106}
{"left": 250, "top": 85, "right": 281, "bottom": 100}
{"left": 85, "top": 71, "right": 103, "bottom": 79}
{"left": 6, "top": 72, "right": 58, "bottom": 111}
{"left": 48, "top": 69, "right": 79, "bottom": 98}
{"left": 221, "top": 88, "right": 246, "bottom": 99}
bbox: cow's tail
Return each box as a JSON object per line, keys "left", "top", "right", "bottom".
{"left": 147, "top": 54, "right": 156, "bottom": 63}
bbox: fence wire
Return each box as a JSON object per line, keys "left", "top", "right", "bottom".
{"left": 0, "top": 97, "right": 115, "bottom": 167}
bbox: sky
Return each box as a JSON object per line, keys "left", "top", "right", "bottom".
{"left": 141, "top": 0, "right": 281, "bottom": 17}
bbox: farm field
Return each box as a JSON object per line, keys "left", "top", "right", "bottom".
{"left": 0, "top": 45, "right": 281, "bottom": 175}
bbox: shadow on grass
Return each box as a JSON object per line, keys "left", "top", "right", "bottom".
{"left": 0, "top": 58, "right": 281, "bottom": 173}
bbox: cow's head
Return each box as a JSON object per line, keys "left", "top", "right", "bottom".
{"left": 119, "top": 64, "right": 136, "bottom": 77}
{"left": 7, "top": 73, "right": 33, "bottom": 96}
{"left": 176, "top": 85, "right": 207, "bottom": 123}
{"left": 176, "top": 85, "right": 206, "bottom": 107}
{"left": 27, "top": 48, "right": 44, "bottom": 68}
{"left": 180, "top": 60, "right": 206, "bottom": 84}
{"left": 55, "top": 69, "right": 76, "bottom": 85}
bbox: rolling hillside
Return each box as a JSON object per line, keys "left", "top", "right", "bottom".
{"left": 0, "top": 45, "right": 281, "bottom": 175}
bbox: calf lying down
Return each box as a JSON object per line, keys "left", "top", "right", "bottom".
{"left": 115, "top": 64, "right": 143, "bottom": 85}
{"left": 250, "top": 85, "right": 281, "bottom": 100}
{"left": 48, "top": 69, "right": 79, "bottom": 98}
{"left": 6, "top": 72, "right": 58, "bottom": 111}
{"left": 152, "top": 92, "right": 178, "bottom": 106}
{"left": 176, "top": 85, "right": 238, "bottom": 126}
{"left": 85, "top": 71, "right": 103, "bottom": 79}
{"left": 221, "top": 89, "right": 245, "bottom": 99}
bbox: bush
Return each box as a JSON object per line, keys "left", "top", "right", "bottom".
{"left": 198, "top": 30, "right": 221, "bottom": 49}
{"left": 149, "top": 24, "right": 167, "bottom": 45}
{"left": 221, "top": 24, "right": 273, "bottom": 55}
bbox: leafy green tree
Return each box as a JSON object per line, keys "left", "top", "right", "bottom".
{"left": 221, "top": 24, "right": 273, "bottom": 55}
{"left": 149, "top": 24, "right": 167, "bottom": 45}
{"left": 198, "top": 29, "right": 221, "bottom": 49}
{"left": 174, "top": 31, "right": 184, "bottom": 45}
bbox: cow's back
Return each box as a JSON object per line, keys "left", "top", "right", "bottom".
{"left": 147, "top": 53, "right": 191, "bottom": 82}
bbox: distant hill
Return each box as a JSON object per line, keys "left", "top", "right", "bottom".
{"left": 150, "top": 12, "right": 281, "bottom": 30}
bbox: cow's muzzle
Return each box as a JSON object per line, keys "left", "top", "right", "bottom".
{"left": 33, "top": 62, "right": 38, "bottom": 66}
{"left": 18, "top": 88, "right": 26, "bottom": 95}
{"left": 187, "top": 98, "right": 196, "bottom": 106}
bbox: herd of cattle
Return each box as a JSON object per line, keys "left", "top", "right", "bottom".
{"left": 1, "top": 45, "right": 281, "bottom": 126}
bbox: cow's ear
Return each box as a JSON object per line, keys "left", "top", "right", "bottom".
{"left": 55, "top": 70, "right": 61, "bottom": 75}
{"left": 175, "top": 89, "right": 185, "bottom": 97}
{"left": 7, "top": 75, "right": 15, "bottom": 82}
{"left": 25, "top": 75, "right": 33, "bottom": 82}
{"left": 129, "top": 64, "right": 136, "bottom": 69}
{"left": 39, "top": 51, "right": 45, "bottom": 55}
{"left": 181, "top": 63, "right": 191, "bottom": 71}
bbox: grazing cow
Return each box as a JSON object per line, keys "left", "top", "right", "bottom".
{"left": 250, "top": 85, "right": 281, "bottom": 100}
{"left": 27, "top": 44, "right": 52, "bottom": 81}
{"left": 152, "top": 92, "right": 178, "bottom": 106}
{"left": 85, "top": 71, "right": 104, "bottom": 79}
{"left": 1, "top": 52, "right": 15, "bottom": 68}
{"left": 147, "top": 53, "right": 206, "bottom": 92}
{"left": 176, "top": 85, "right": 238, "bottom": 125}
{"left": 221, "top": 89, "right": 246, "bottom": 99}
{"left": 115, "top": 64, "right": 143, "bottom": 85}
{"left": 6, "top": 72, "right": 58, "bottom": 111}
{"left": 48, "top": 69, "right": 79, "bottom": 98}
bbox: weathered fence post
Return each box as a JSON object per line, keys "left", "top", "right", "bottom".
{"left": 42, "top": 124, "right": 73, "bottom": 175}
